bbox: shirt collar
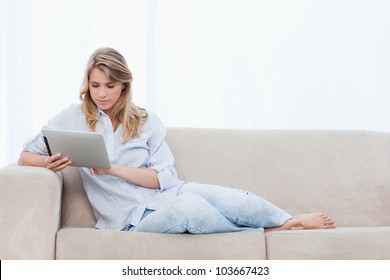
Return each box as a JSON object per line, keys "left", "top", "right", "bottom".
{"left": 97, "top": 108, "right": 108, "bottom": 118}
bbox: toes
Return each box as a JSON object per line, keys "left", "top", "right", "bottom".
{"left": 324, "top": 221, "right": 336, "bottom": 229}
{"left": 319, "top": 214, "right": 335, "bottom": 225}
{"left": 323, "top": 218, "right": 333, "bottom": 224}
{"left": 294, "top": 213, "right": 336, "bottom": 230}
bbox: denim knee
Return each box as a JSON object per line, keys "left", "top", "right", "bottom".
{"left": 168, "top": 193, "right": 210, "bottom": 224}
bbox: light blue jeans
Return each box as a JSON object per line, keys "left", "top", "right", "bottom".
{"left": 128, "top": 182, "right": 292, "bottom": 234}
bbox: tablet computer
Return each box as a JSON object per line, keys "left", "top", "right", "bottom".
{"left": 42, "top": 128, "right": 111, "bottom": 169}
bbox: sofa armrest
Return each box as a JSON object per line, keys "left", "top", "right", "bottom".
{"left": 0, "top": 164, "right": 63, "bottom": 259}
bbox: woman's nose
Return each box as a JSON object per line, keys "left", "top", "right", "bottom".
{"left": 98, "top": 88, "right": 107, "bottom": 97}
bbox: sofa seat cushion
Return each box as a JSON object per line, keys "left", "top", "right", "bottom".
{"left": 265, "top": 226, "right": 390, "bottom": 259}
{"left": 56, "top": 228, "right": 266, "bottom": 260}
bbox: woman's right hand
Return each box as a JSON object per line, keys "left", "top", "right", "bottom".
{"left": 44, "top": 153, "right": 72, "bottom": 171}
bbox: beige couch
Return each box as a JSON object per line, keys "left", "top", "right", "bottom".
{"left": 1, "top": 128, "right": 390, "bottom": 260}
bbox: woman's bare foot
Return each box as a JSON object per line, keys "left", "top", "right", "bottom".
{"left": 264, "top": 212, "right": 336, "bottom": 232}
{"left": 294, "top": 213, "right": 336, "bottom": 229}
{"left": 264, "top": 218, "right": 303, "bottom": 232}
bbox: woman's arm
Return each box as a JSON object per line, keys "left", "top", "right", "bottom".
{"left": 18, "top": 151, "right": 72, "bottom": 172}
{"left": 90, "top": 165, "right": 160, "bottom": 189}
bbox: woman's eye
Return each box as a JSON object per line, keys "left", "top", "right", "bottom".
{"left": 107, "top": 85, "right": 115, "bottom": 89}
{"left": 91, "top": 84, "right": 99, "bottom": 88}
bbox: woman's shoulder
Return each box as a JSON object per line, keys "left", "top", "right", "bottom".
{"left": 53, "top": 103, "right": 83, "bottom": 116}
{"left": 143, "top": 110, "right": 166, "bottom": 132}
{"left": 66, "top": 102, "right": 83, "bottom": 113}
{"left": 53, "top": 102, "right": 84, "bottom": 120}
{"left": 145, "top": 110, "right": 159, "bottom": 122}
{"left": 48, "top": 103, "right": 85, "bottom": 129}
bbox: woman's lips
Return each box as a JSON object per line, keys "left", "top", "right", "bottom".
{"left": 97, "top": 100, "right": 109, "bottom": 105}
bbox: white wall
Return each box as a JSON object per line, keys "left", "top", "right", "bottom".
{"left": 1, "top": 0, "right": 390, "bottom": 166}
{"left": 146, "top": 0, "right": 390, "bottom": 130}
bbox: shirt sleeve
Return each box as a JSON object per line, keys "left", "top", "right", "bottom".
{"left": 22, "top": 103, "right": 79, "bottom": 156}
{"left": 146, "top": 113, "right": 180, "bottom": 191}
{"left": 22, "top": 132, "right": 48, "bottom": 156}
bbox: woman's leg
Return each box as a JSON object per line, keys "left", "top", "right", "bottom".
{"left": 133, "top": 192, "right": 262, "bottom": 234}
{"left": 179, "top": 182, "right": 336, "bottom": 231}
{"left": 178, "top": 182, "right": 292, "bottom": 229}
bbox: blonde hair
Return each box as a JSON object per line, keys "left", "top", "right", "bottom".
{"left": 80, "top": 47, "right": 148, "bottom": 142}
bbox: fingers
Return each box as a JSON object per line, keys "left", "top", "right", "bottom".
{"left": 90, "top": 168, "right": 105, "bottom": 175}
{"left": 51, "top": 160, "right": 72, "bottom": 172}
{"left": 45, "top": 153, "right": 72, "bottom": 171}
{"left": 89, "top": 168, "right": 111, "bottom": 176}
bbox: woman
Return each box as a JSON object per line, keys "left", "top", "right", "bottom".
{"left": 18, "top": 47, "right": 336, "bottom": 233}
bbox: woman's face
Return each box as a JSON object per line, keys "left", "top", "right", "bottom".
{"left": 89, "top": 67, "right": 124, "bottom": 116}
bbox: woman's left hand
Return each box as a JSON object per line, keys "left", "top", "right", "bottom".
{"left": 89, "top": 164, "right": 118, "bottom": 176}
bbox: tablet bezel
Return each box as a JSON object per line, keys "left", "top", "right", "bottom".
{"left": 42, "top": 128, "right": 112, "bottom": 169}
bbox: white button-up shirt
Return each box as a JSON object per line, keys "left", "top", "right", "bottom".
{"left": 23, "top": 103, "right": 184, "bottom": 230}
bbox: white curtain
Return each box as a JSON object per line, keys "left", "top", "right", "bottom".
{"left": 1, "top": 0, "right": 33, "bottom": 167}
{"left": 2, "top": 0, "right": 390, "bottom": 167}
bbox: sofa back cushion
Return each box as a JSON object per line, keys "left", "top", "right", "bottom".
{"left": 166, "top": 128, "right": 390, "bottom": 228}
{"left": 61, "top": 167, "right": 96, "bottom": 228}
{"left": 61, "top": 128, "right": 390, "bottom": 228}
